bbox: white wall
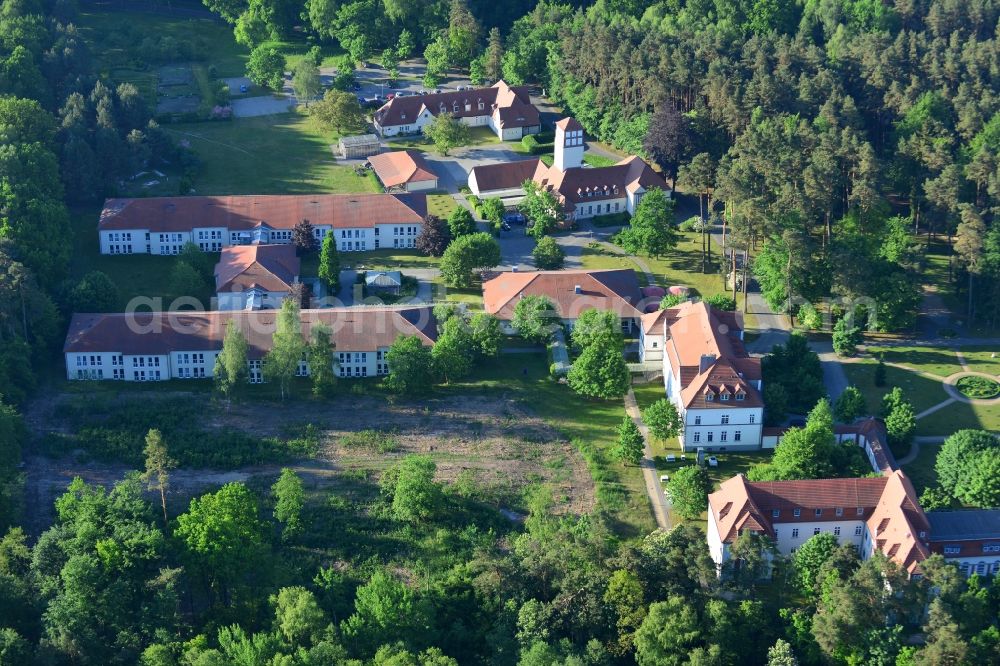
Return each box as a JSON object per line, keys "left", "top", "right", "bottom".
{"left": 680, "top": 406, "right": 763, "bottom": 450}
{"left": 572, "top": 198, "right": 627, "bottom": 220}
{"left": 949, "top": 556, "right": 1000, "bottom": 577}
{"left": 772, "top": 519, "right": 867, "bottom": 556}
{"left": 406, "top": 179, "right": 438, "bottom": 192}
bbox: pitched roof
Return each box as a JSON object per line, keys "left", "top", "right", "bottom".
{"left": 374, "top": 81, "right": 538, "bottom": 129}
{"left": 926, "top": 509, "right": 1000, "bottom": 542}
{"left": 532, "top": 156, "right": 666, "bottom": 212}
{"left": 98, "top": 194, "right": 427, "bottom": 233}
{"left": 555, "top": 117, "right": 583, "bottom": 132}
{"left": 659, "top": 301, "right": 760, "bottom": 409}
{"left": 368, "top": 150, "right": 437, "bottom": 187}
{"left": 482, "top": 269, "right": 643, "bottom": 320}
{"left": 709, "top": 472, "right": 932, "bottom": 575}
{"left": 64, "top": 307, "right": 437, "bottom": 358}
{"left": 214, "top": 244, "right": 299, "bottom": 293}
{"left": 469, "top": 158, "right": 540, "bottom": 192}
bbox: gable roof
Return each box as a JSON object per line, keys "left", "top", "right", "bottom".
{"left": 469, "top": 158, "right": 540, "bottom": 192}
{"left": 482, "top": 269, "right": 643, "bottom": 320}
{"left": 926, "top": 510, "right": 1000, "bottom": 541}
{"left": 531, "top": 155, "right": 666, "bottom": 212}
{"left": 98, "top": 194, "right": 427, "bottom": 233}
{"left": 555, "top": 117, "right": 584, "bottom": 132}
{"left": 368, "top": 150, "right": 437, "bottom": 187}
{"left": 214, "top": 244, "right": 299, "bottom": 293}
{"left": 374, "top": 81, "right": 538, "bottom": 129}
{"left": 64, "top": 307, "right": 437, "bottom": 358}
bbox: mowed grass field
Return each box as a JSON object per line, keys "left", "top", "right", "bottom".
{"left": 165, "top": 114, "right": 381, "bottom": 194}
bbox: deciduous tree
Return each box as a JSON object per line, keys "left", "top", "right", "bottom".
{"left": 141, "top": 429, "right": 174, "bottom": 527}
{"left": 272, "top": 468, "right": 304, "bottom": 541}
{"left": 308, "top": 323, "right": 336, "bottom": 397}
{"left": 292, "top": 58, "right": 321, "bottom": 104}
{"left": 415, "top": 215, "right": 451, "bottom": 256}
{"left": 833, "top": 386, "right": 865, "bottom": 422}
{"left": 614, "top": 417, "right": 644, "bottom": 466}
{"left": 446, "top": 207, "right": 476, "bottom": 238}
{"left": 439, "top": 232, "right": 500, "bottom": 287}
{"left": 424, "top": 112, "right": 470, "bottom": 156}
{"left": 215, "top": 319, "right": 249, "bottom": 404}
{"left": 617, "top": 188, "right": 677, "bottom": 258}
{"left": 532, "top": 236, "right": 565, "bottom": 270}
{"left": 246, "top": 45, "right": 286, "bottom": 90}
{"left": 666, "top": 465, "right": 710, "bottom": 519}
{"left": 643, "top": 399, "right": 681, "bottom": 440}
{"left": 292, "top": 219, "right": 318, "bottom": 255}
{"left": 384, "top": 335, "right": 435, "bottom": 395}
{"left": 511, "top": 295, "right": 558, "bottom": 342}
{"left": 264, "top": 298, "right": 306, "bottom": 399}
{"left": 310, "top": 89, "right": 365, "bottom": 134}
{"left": 470, "top": 312, "right": 502, "bottom": 358}
{"left": 567, "top": 331, "right": 630, "bottom": 399}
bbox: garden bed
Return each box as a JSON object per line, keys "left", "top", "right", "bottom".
{"left": 955, "top": 375, "right": 1000, "bottom": 399}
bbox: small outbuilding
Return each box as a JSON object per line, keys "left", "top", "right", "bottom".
{"left": 368, "top": 150, "right": 439, "bottom": 192}
{"left": 364, "top": 270, "right": 403, "bottom": 295}
{"left": 338, "top": 134, "right": 381, "bottom": 159}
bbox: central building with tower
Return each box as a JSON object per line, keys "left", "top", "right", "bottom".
{"left": 467, "top": 117, "right": 667, "bottom": 224}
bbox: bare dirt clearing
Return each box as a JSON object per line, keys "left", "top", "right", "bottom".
{"left": 22, "top": 389, "right": 595, "bottom": 533}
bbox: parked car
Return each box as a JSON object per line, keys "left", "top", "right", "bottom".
{"left": 666, "top": 454, "right": 676, "bottom": 463}
{"left": 503, "top": 211, "right": 526, "bottom": 225}
{"left": 385, "top": 93, "right": 395, "bottom": 100}
{"left": 501, "top": 222, "right": 511, "bottom": 232}
{"left": 707, "top": 456, "right": 719, "bottom": 467}
{"left": 659, "top": 475, "right": 670, "bottom": 483}
{"left": 239, "top": 84, "right": 248, "bottom": 93}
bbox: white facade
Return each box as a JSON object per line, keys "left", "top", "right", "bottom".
{"left": 571, "top": 197, "right": 628, "bottom": 220}
{"left": 554, "top": 124, "right": 584, "bottom": 171}
{"left": 65, "top": 348, "right": 382, "bottom": 382}
{"left": 100, "top": 222, "right": 422, "bottom": 255}
{"left": 216, "top": 288, "right": 290, "bottom": 312}
{"left": 663, "top": 366, "right": 764, "bottom": 451}
{"left": 375, "top": 107, "right": 434, "bottom": 137}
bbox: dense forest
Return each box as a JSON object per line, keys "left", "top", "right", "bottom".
{"left": 2, "top": 0, "right": 1000, "bottom": 663}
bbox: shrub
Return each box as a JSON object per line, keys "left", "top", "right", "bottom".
{"left": 703, "top": 294, "right": 736, "bottom": 311}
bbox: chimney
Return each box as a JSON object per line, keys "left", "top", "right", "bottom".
{"left": 574, "top": 284, "right": 582, "bottom": 294}
{"left": 699, "top": 353, "right": 716, "bottom": 374}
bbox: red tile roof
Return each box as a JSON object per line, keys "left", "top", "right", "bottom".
{"left": 374, "top": 81, "right": 538, "bottom": 129}
{"left": 368, "top": 150, "right": 437, "bottom": 187}
{"left": 63, "top": 307, "right": 437, "bottom": 358}
{"left": 555, "top": 117, "right": 584, "bottom": 132}
{"left": 532, "top": 156, "right": 665, "bottom": 213}
{"left": 469, "top": 158, "right": 540, "bottom": 192}
{"left": 482, "top": 269, "right": 643, "bottom": 320}
{"left": 214, "top": 244, "right": 299, "bottom": 293}
{"left": 98, "top": 194, "right": 427, "bottom": 233}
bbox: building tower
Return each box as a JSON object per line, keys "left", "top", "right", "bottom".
{"left": 553, "top": 117, "right": 585, "bottom": 172}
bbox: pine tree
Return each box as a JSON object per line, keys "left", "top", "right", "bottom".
{"left": 614, "top": 417, "right": 645, "bottom": 466}
{"left": 319, "top": 233, "right": 340, "bottom": 294}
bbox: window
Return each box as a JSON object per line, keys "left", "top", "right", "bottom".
{"left": 720, "top": 392, "right": 729, "bottom": 401}
{"left": 814, "top": 508, "right": 822, "bottom": 517}
{"left": 749, "top": 414, "right": 755, "bottom": 424}
{"left": 705, "top": 393, "right": 714, "bottom": 402}
{"left": 855, "top": 525, "right": 863, "bottom": 536}
{"left": 793, "top": 508, "right": 801, "bottom": 517}
{"left": 734, "top": 431, "right": 742, "bottom": 442}
{"left": 814, "top": 528, "right": 821, "bottom": 535}
{"left": 774, "top": 529, "right": 779, "bottom": 539}
{"left": 706, "top": 432, "right": 713, "bottom": 442}
{"left": 856, "top": 507, "right": 864, "bottom": 516}
{"left": 792, "top": 529, "right": 799, "bottom": 538}
{"left": 834, "top": 527, "right": 841, "bottom": 536}
{"left": 721, "top": 414, "right": 730, "bottom": 424}
{"left": 835, "top": 507, "right": 843, "bottom": 516}
{"left": 694, "top": 415, "right": 701, "bottom": 425}
{"left": 772, "top": 509, "right": 780, "bottom": 518}
{"left": 693, "top": 433, "right": 700, "bottom": 443}
{"left": 720, "top": 431, "right": 728, "bottom": 442}
{"left": 736, "top": 392, "right": 745, "bottom": 401}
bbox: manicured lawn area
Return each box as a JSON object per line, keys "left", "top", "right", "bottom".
{"left": 841, "top": 358, "right": 947, "bottom": 416}
{"left": 69, "top": 209, "right": 216, "bottom": 309}
{"left": 433, "top": 283, "right": 484, "bottom": 308}
{"left": 917, "top": 402, "right": 1000, "bottom": 437}
{"left": 960, "top": 346, "right": 1000, "bottom": 376}
{"left": 164, "top": 114, "right": 380, "bottom": 195}
{"left": 579, "top": 232, "right": 729, "bottom": 298}
{"left": 386, "top": 126, "right": 500, "bottom": 153}
{"left": 427, "top": 194, "right": 459, "bottom": 219}
{"left": 347, "top": 249, "right": 440, "bottom": 270}
{"left": 876, "top": 346, "right": 963, "bottom": 378}
{"left": 901, "top": 442, "right": 943, "bottom": 494}
{"left": 451, "top": 354, "right": 657, "bottom": 537}
{"left": 583, "top": 153, "right": 619, "bottom": 168}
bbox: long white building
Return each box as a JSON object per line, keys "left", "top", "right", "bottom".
{"left": 63, "top": 307, "right": 437, "bottom": 382}
{"left": 97, "top": 193, "right": 427, "bottom": 255}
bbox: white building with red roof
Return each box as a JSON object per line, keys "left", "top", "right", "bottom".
{"left": 214, "top": 244, "right": 300, "bottom": 311}
{"left": 655, "top": 301, "right": 764, "bottom": 450}
{"left": 467, "top": 116, "right": 667, "bottom": 223}
{"left": 373, "top": 81, "right": 541, "bottom": 140}
{"left": 97, "top": 193, "right": 427, "bottom": 256}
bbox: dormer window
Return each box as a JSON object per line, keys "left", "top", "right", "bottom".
{"left": 453, "top": 102, "right": 459, "bottom": 112}
{"left": 705, "top": 393, "right": 714, "bottom": 402}
{"left": 477, "top": 99, "right": 484, "bottom": 110}
{"left": 720, "top": 392, "right": 730, "bottom": 401}
{"left": 736, "top": 392, "right": 745, "bottom": 401}
{"left": 401, "top": 112, "right": 407, "bottom": 120}
{"left": 440, "top": 103, "right": 446, "bottom": 113}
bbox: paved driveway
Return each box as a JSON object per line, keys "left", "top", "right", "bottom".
{"left": 421, "top": 145, "right": 531, "bottom": 191}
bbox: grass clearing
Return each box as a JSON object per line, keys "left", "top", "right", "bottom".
{"left": 876, "top": 346, "right": 964, "bottom": 378}
{"left": 386, "top": 126, "right": 501, "bottom": 153}
{"left": 583, "top": 153, "right": 619, "bottom": 168}
{"left": 841, "top": 358, "right": 947, "bottom": 416}
{"left": 579, "top": 232, "right": 729, "bottom": 298}
{"left": 916, "top": 402, "right": 1000, "bottom": 436}
{"left": 427, "top": 194, "right": 459, "bottom": 219}
{"left": 901, "top": 442, "right": 943, "bottom": 494}
{"left": 450, "top": 354, "right": 657, "bottom": 537}
{"left": 347, "top": 249, "right": 441, "bottom": 270}
{"left": 164, "top": 114, "right": 380, "bottom": 195}
{"left": 960, "top": 346, "right": 1000, "bottom": 376}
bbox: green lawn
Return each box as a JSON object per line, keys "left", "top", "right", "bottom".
{"left": 960, "top": 346, "right": 1000, "bottom": 376}
{"left": 164, "top": 114, "right": 381, "bottom": 195}
{"left": 841, "top": 358, "right": 947, "bottom": 416}
{"left": 901, "top": 442, "right": 943, "bottom": 494}
{"left": 579, "top": 232, "right": 729, "bottom": 298}
{"left": 450, "top": 354, "right": 657, "bottom": 537}
{"left": 877, "top": 346, "right": 964, "bottom": 378}
{"left": 69, "top": 209, "right": 215, "bottom": 309}
{"left": 427, "top": 194, "right": 459, "bottom": 219}
{"left": 917, "top": 402, "right": 1000, "bottom": 437}
{"left": 583, "top": 153, "right": 619, "bottom": 168}
{"left": 346, "top": 249, "right": 441, "bottom": 270}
